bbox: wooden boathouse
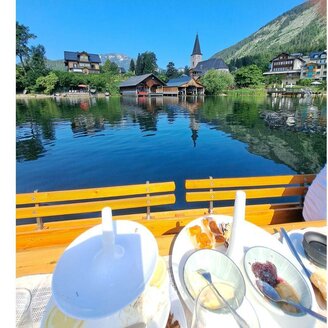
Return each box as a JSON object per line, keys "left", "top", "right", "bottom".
{"left": 119, "top": 73, "right": 166, "bottom": 96}
{"left": 156, "top": 75, "right": 205, "bottom": 96}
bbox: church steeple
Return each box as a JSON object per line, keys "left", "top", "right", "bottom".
{"left": 191, "top": 33, "right": 202, "bottom": 56}
{"left": 190, "top": 33, "right": 202, "bottom": 69}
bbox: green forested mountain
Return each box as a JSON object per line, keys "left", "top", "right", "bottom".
{"left": 46, "top": 59, "right": 66, "bottom": 71}
{"left": 212, "top": 2, "right": 326, "bottom": 71}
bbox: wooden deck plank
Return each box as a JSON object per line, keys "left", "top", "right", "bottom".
{"left": 16, "top": 220, "right": 326, "bottom": 277}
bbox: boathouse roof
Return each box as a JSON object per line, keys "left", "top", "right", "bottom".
{"left": 64, "top": 51, "right": 101, "bottom": 63}
{"left": 193, "top": 58, "right": 228, "bottom": 73}
{"left": 166, "top": 75, "right": 191, "bottom": 87}
{"left": 119, "top": 73, "right": 166, "bottom": 87}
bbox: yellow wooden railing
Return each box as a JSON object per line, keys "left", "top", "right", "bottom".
{"left": 16, "top": 174, "right": 319, "bottom": 276}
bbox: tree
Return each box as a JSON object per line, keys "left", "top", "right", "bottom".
{"left": 35, "top": 72, "right": 59, "bottom": 94}
{"left": 109, "top": 61, "right": 120, "bottom": 75}
{"left": 142, "top": 51, "right": 157, "bottom": 74}
{"left": 28, "top": 45, "right": 48, "bottom": 75}
{"left": 129, "top": 59, "right": 135, "bottom": 73}
{"left": 166, "top": 62, "right": 179, "bottom": 79}
{"left": 200, "top": 70, "right": 234, "bottom": 95}
{"left": 234, "top": 64, "right": 264, "bottom": 88}
{"left": 135, "top": 53, "right": 143, "bottom": 75}
{"left": 184, "top": 66, "right": 190, "bottom": 76}
{"left": 16, "top": 21, "right": 36, "bottom": 72}
{"left": 101, "top": 59, "right": 119, "bottom": 75}
{"left": 101, "top": 59, "right": 112, "bottom": 73}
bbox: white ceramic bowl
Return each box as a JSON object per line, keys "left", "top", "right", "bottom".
{"left": 183, "top": 249, "right": 246, "bottom": 310}
{"left": 244, "top": 246, "right": 312, "bottom": 316}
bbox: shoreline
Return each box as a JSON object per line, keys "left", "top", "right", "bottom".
{"left": 16, "top": 93, "right": 113, "bottom": 99}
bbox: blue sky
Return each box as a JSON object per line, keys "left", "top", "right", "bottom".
{"left": 16, "top": 0, "right": 305, "bottom": 69}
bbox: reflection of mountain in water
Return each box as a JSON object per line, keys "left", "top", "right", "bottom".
{"left": 16, "top": 96, "right": 326, "bottom": 172}
{"left": 198, "top": 96, "right": 326, "bottom": 173}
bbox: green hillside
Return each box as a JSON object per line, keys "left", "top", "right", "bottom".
{"left": 212, "top": 2, "right": 326, "bottom": 70}
{"left": 46, "top": 59, "right": 66, "bottom": 71}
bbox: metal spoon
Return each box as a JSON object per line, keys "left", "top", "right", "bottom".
{"left": 256, "top": 280, "right": 327, "bottom": 323}
{"left": 197, "top": 269, "right": 249, "bottom": 328}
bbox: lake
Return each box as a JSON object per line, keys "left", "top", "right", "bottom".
{"left": 16, "top": 95, "right": 326, "bottom": 210}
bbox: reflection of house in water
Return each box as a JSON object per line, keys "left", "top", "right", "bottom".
{"left": 71, "top": 113, "right": 105, "bottom": 135}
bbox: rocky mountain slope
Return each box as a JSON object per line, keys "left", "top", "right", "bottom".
{"left": 212, "top": 2, "right": 326, "bottom": 66}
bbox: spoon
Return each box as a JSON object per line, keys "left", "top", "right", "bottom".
{"left": 256, "top": 280, "right": 327, "bottom": 323}
{"left": 197, "top": 269, "right": 249, "bottom": 328}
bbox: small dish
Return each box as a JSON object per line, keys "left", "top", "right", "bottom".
{"left": 302, "top": 231, "right": 327, "bottom": 267}
{"left": 183, "top": 249, "right": 246, "bottom": 309}
{"left": 244, "top": 246, "right": 312, "bottom": 316}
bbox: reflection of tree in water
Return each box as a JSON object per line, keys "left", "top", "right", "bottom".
{"left": 198, "top": 96, "right": 326, "bottom": 173}
{"left": 16, "top": 122, "right": 45, "bottom": 161}
{"left": 16, "top": 96, "right": 326, "bottom": 172}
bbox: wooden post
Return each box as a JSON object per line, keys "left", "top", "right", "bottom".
{"left": 33, "top": 189, "right": 44, "bottom": 230}
{"left": 208, "top": 176, "right": 214, "bottom": 214}
{"left": 146, "top": 181, "right": 151, "bottom": 220}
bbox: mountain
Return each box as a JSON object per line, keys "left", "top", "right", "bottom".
{"left": 46, "top": 59, "right": 66, "bottom": 71}
{"left": 99, "top": 53, "right": 133, "bottom": 71}
{"left": 46, "top": 53, "right": 133, "bottom": 72}
{"left": 212, "top": 2, "right": 326, "bottom": 69}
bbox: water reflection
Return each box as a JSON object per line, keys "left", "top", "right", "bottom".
{"left": 16, "top": 95, "right": 326, "bottom": 173}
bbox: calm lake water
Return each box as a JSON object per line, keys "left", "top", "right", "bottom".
{"left": 16, "top": 95, "right": 326, "bottom": 210}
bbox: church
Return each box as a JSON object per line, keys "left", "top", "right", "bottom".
{"left": 189, "top": 34, "right": 229, "bottom": 79}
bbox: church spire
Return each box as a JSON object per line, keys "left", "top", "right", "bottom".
{"left": 191, "top": 33, "right": 202, "bottom": 56}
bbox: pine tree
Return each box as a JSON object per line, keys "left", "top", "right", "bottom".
{"left": 129, "top": 59, "right": 135, "bottom": 73}
{"left": 166, "top": 62, "right": 179, "bottom": 79}
{"left": 135, "top": 53, "right": 143, "bottom": 75}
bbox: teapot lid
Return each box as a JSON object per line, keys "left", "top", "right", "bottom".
{"left": 52, "top": 208, "right": 158, "bottom": 319}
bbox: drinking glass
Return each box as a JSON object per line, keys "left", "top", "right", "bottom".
{"left": 191, "top": 285, "right": 259, "bottom": 328}
{"left": 16, "top": 288, "right": 33, "bottom": 328}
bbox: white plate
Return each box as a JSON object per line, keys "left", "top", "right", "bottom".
{"left": 281, "top": 227, "right": 327, "bottom": 273}
{"left": 41, "top": 291, "right": 170, "bottom": 328}
{"left": 171, "top": 215, "right": 318, "bottom": 328}
{"left": 41, "top": 275, "right": 171, "bottom": 328}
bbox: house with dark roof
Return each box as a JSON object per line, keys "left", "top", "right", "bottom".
{"left": 119, "top": 73, "right": 166, "bottom": 96}
{"left": 157, "top": 75, "right": 205, "bottom": 95}
{"left": 263, "top": 52, "right": 306, "bottom": 86}
{"left": 189, "top": 34, "right": 229, "bottom": 79}
{"left": 64, "top": 51, "right": 101, "bottom": 74}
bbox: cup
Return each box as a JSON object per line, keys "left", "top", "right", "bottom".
{"left": 16, "top": 288, "right": 33, "bottom": 328}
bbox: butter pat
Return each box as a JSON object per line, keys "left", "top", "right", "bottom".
{"left": 186, "top": 271, "right": 235, "bottom": 310}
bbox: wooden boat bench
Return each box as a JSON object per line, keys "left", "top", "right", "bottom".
{"left": 16, "top": 174, "right": 316, "bottom": 276}
{"left": 185, "top": 174, "right": 316, "bottom": 226}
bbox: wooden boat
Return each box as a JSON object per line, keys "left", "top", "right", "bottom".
{"left": 16, "top": 173, "right": 325, "bottom": 277}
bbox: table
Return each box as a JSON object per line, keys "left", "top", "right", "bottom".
{"left": 16, "top": 220, "right": 327, "bottom": 327}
